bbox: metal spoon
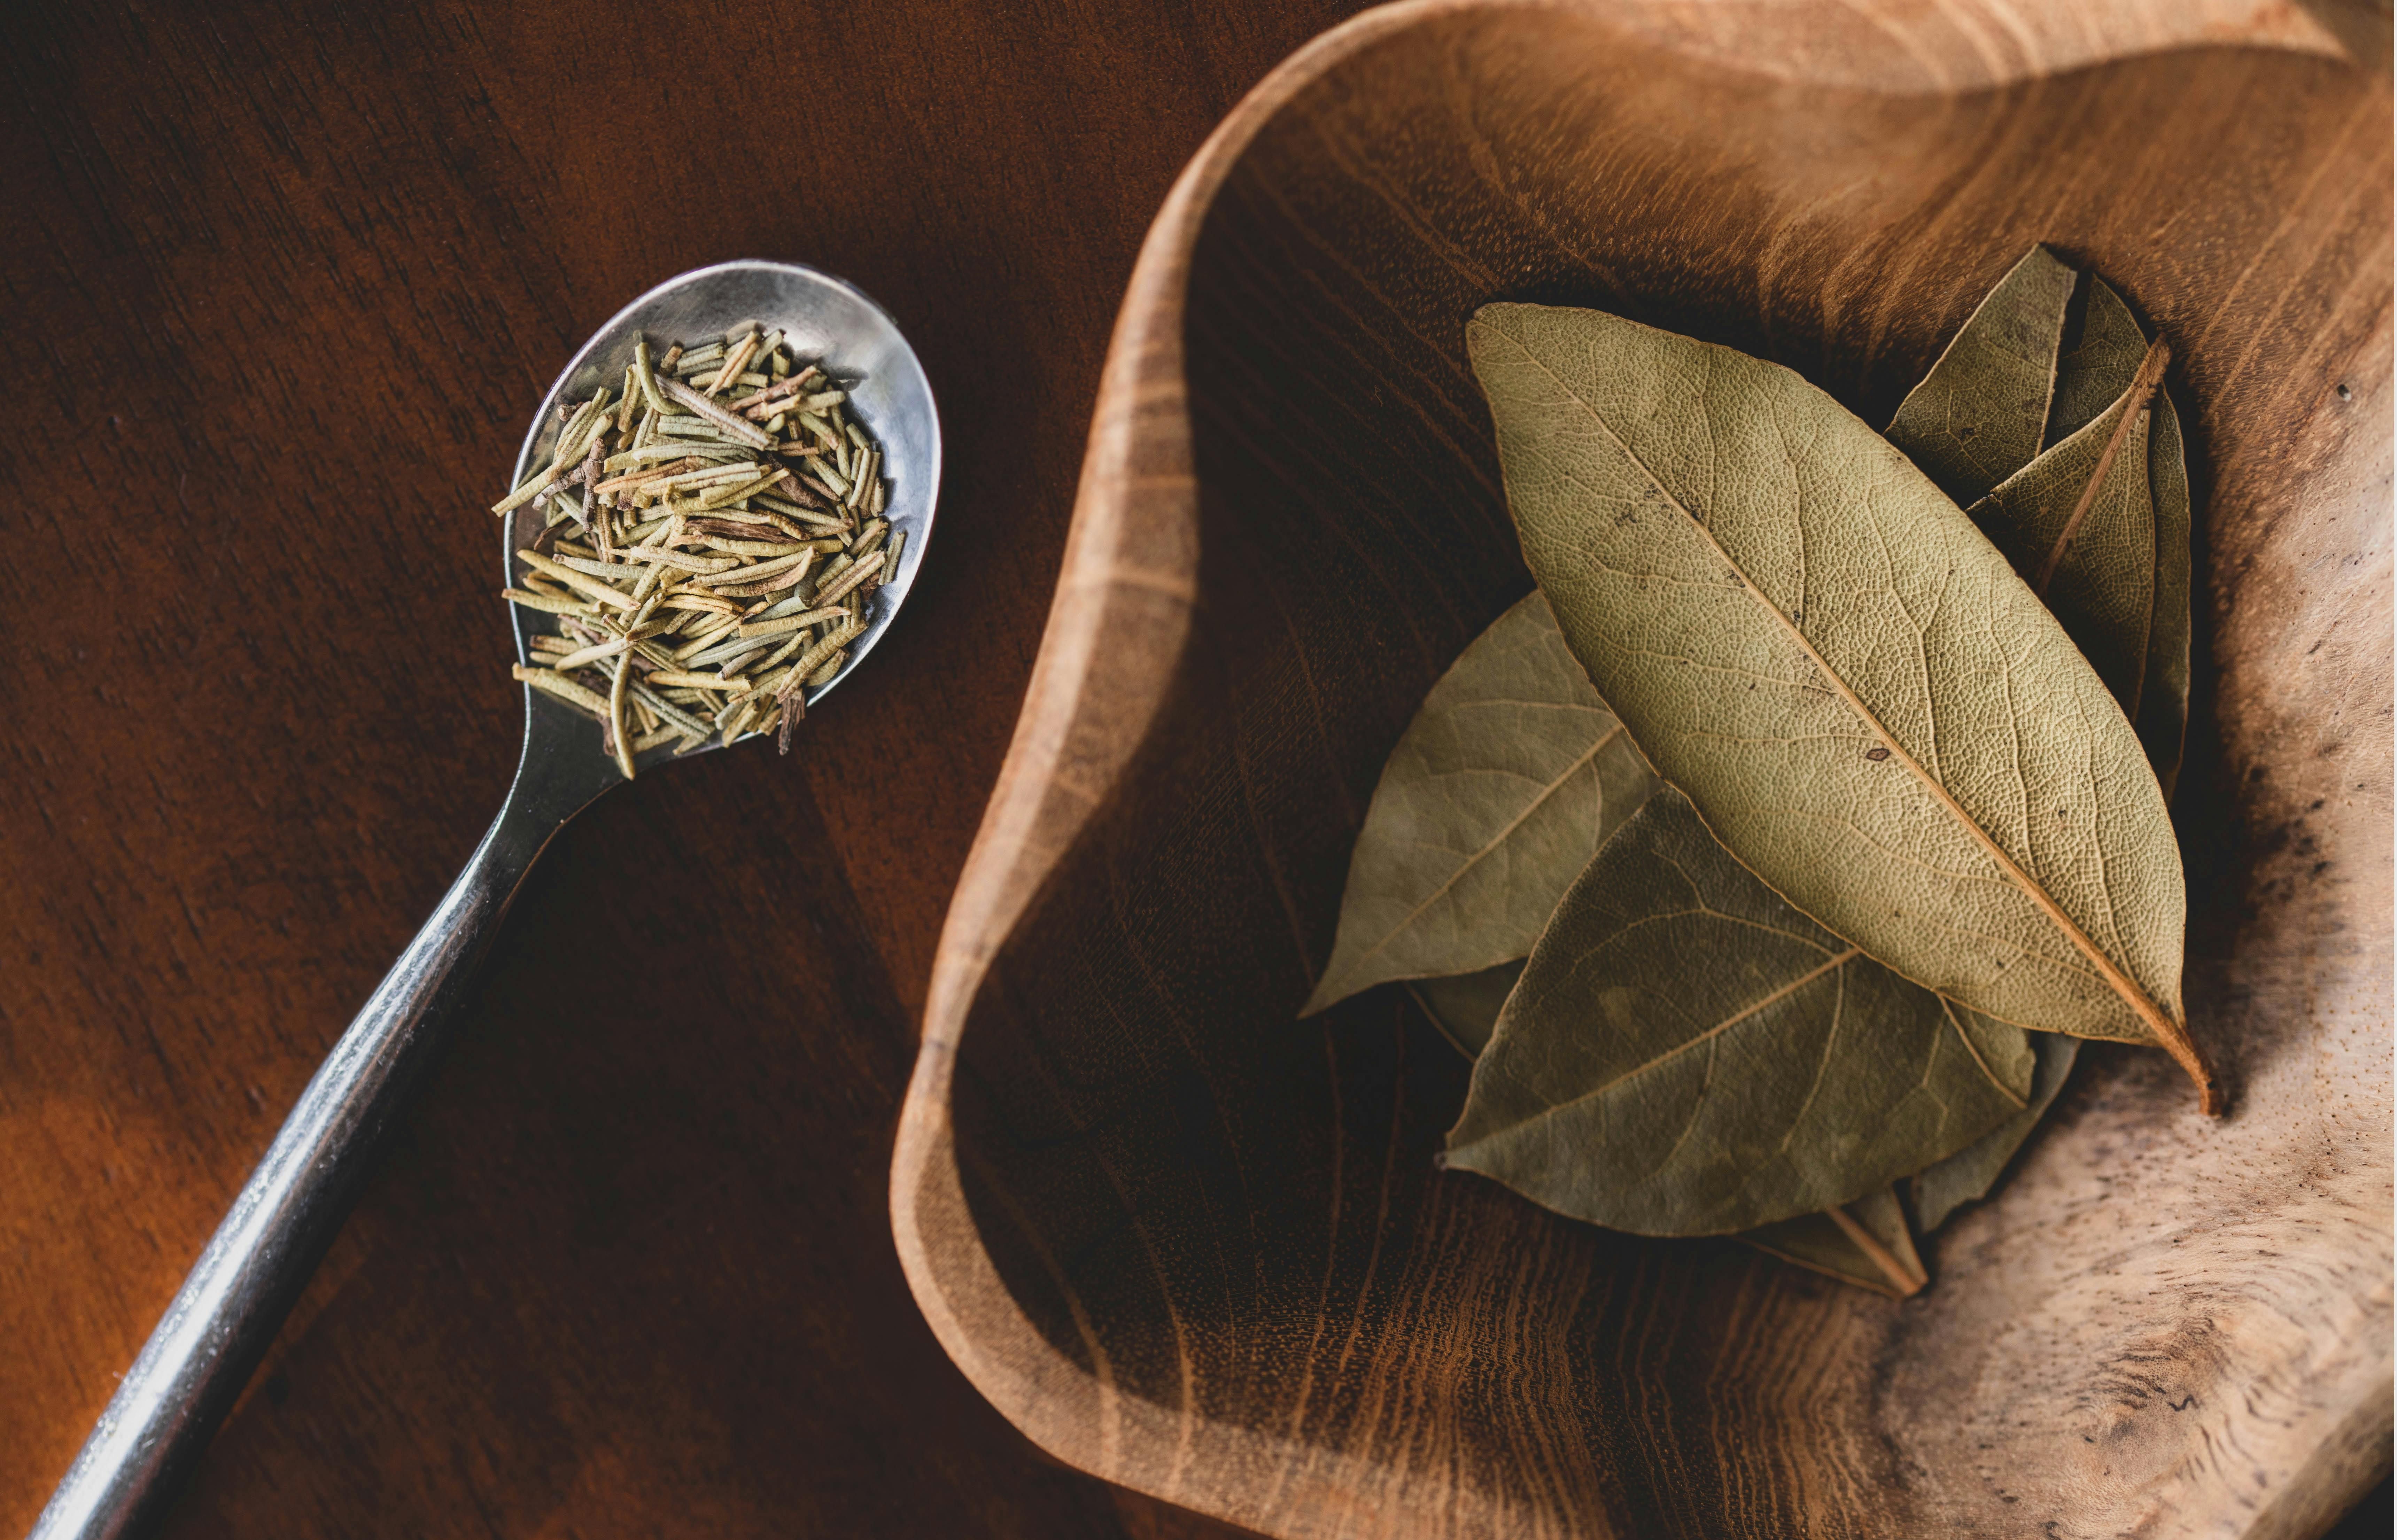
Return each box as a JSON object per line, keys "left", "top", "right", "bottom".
{"left": 31, "top": 260, "right": 940, "bottom": 1540}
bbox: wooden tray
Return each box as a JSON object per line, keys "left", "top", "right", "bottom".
{"left": 893, "top": 3, "right": 2393, "bottom": 1534}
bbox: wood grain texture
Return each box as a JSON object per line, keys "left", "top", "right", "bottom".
{"left": 891, "top": 2, "right": 2393, "bottom": 1536}
{"left": 0, "top": 1, "right": 1361, "bottom": 1535}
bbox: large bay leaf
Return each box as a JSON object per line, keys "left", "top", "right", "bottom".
{"left": 1884, "top": 246, "right": 2076, "bottom": 506}
{"left": 1443, "top": 790, "right": 2034, "bottom": 1235}
{"left": 1303, "top": 592, "right": 1658, "bottom": 1014}
{"left": 1468, "top": 303, "right": 2215, "bottom": 1109}
{"left": 1743, "top": 1185, "right": 1927, "bottom": 1298}
{"left": 1912, "top": 1029, "right": 2080, "bottom": 1233}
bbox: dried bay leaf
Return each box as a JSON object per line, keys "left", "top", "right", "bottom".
{"left": 1416, "top": 948, "right": 1934, "bottom": 1289}
{"left": 1967, "top": 352, "right": 2166, "bottom": 718}
{"left": 1384, "top": 629, "right": 2002, "bottom": 1269}
{"left": 1409, "top": 958, "right": 1525, "bottom": 1058}
{"left": 2140, "top": 396, "right": 2194, "bottom": 798}
{"left": 1304, "top": 592, "right": 1659, "bottom": 1014}
{"left": 1443, "top": 790, "right": 2034, "bottom": 1236}
{"left": 1885, "top": 246, "right": 2076, "bottom": 506}
{"left": 1892, "top": 266, "right": 2193, "bottom": 795}
{"left": 1416, "top": 966, "right": 1944, "bottom": 1294}
{"left": 1743, "top": 1185, "right": 1928, "bottom": 1298}
{"left": 1966, "top": 275, "right": 2192, "bottom": 796}
{"left": 2063, "top": 277, "right": 2192, "bottom": 800}
{"left": 1469, "top": 302, "right": 2216, "bottom": 1109}
{"left": 2047, "top": 271, "right": 2150, "bottom": 443}
{"left": 1911, "top": 1029, "right": 2080, "bottom": 1233}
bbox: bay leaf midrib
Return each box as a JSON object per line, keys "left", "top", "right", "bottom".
{"left": 1484, "top": 323, "right": 2204, "bottom": 1099}
{"left": 1826, "top": 1204, "right": 1926, "bottom": 1294}
{"left": 2034, "top": 337, "right": 2170, "bottom": 597}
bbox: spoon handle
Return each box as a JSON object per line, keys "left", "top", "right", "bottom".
{"left": 30, "top": 717, "right": 617, "bottom": 1540}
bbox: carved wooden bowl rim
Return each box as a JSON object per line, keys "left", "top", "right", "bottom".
{"left": 891, "top": 3, "right": 2387, "bottom": 1535}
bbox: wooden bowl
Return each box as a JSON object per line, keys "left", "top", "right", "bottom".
{"left": 892, "top": 3, "right": 2393, "bottom": 1534}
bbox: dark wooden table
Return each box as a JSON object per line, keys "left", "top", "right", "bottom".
{"left": 6, "top": 6, "right": 2387, "bottom": 1540}
{"left": 0, "top": 3, "right": 1362, "bottom": 1533}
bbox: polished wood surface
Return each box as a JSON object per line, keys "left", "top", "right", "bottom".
{"left": 0, "top": 1, "right": 1358, "bottom": 1534}
{"left": 893, "top": 2, "right": 2394, "bottom": 1537}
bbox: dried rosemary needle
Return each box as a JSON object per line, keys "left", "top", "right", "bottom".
{"left": 496, "top": 326, "right": 896, "bottom": 774}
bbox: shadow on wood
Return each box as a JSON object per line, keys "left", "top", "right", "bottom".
{"left": 894, "top": 3, "right": 2393, "bottom": 1534}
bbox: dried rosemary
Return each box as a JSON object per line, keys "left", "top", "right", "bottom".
{"left": 496, "top": 325, "right": 896, "bottom": 774}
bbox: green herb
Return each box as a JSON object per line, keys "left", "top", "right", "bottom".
{"left": 496, "top": 326, "right": 899, "bottom": 772}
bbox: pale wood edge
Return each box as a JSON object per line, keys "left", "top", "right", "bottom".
{"left": 889, "top": 2, "right": 2377, "bottom": 1537}
{"left": 894, "top": 10, "right": 1464, "bottom": 1526}
{"left": 2249, "top": 1376, "right": 2396, "bottom": 1540}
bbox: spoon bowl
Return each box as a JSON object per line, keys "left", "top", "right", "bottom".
{"left": 506, "top": 259, "right": 941, "bottom": 769}
{"left": 33, "top": 260, "right": 938, "bottom": 1540}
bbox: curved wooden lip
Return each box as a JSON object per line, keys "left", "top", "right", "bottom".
{"left": 890, "top": 0, "right": 2360, "bottom": 1525}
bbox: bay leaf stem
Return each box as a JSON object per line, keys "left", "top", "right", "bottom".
{"left": 1827, "top": 1204, "right": 1926, "bottom": 1296}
